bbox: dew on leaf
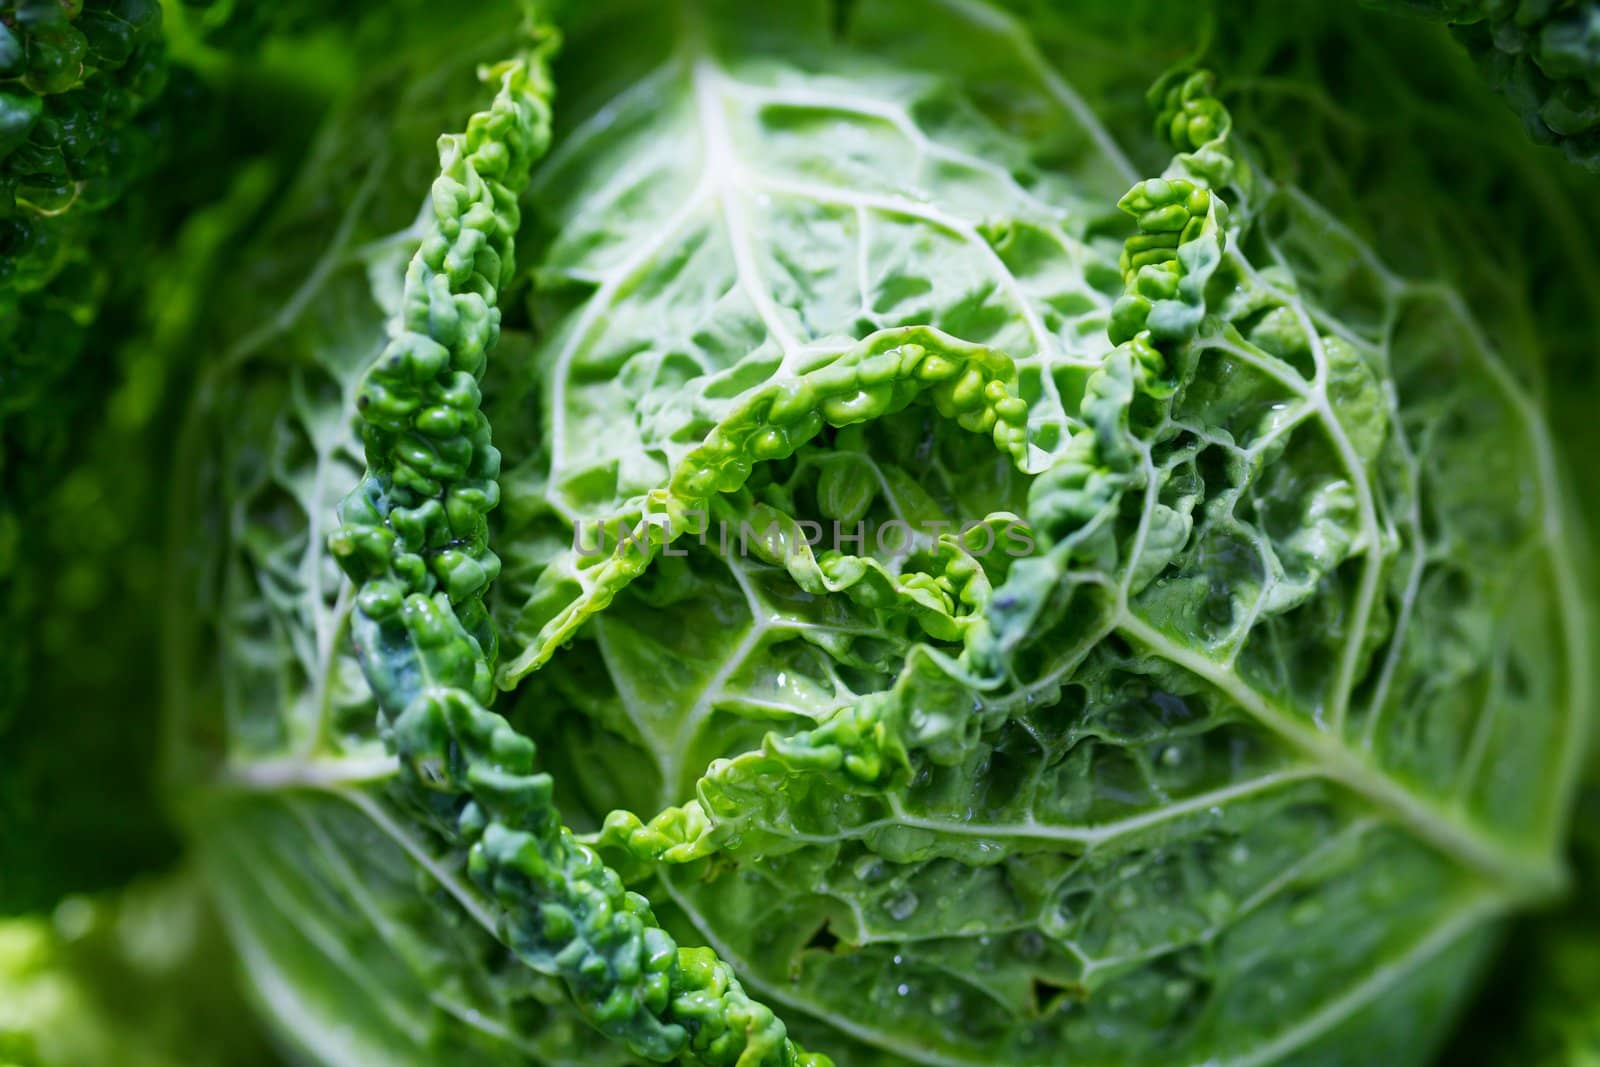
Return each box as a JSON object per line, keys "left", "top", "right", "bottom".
{"left": 887, "top": 890, "right": 920, "bottom": 920}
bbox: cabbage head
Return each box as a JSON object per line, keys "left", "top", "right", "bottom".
{"left": 164, "top": 2, "right": 1595, "bottom": 1066}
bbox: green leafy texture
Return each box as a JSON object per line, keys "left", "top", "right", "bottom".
{"left": 1152, "top": 6, "right": 1600, "bottom": 1061}
{"left": 0, "top": 0, "right": 166, "bottom": 453}
{"left": 0, "top": 149, "right": 293, "bottom": 910}
{"left": 326, "top": 17, "right": 827, "bottom": 1064}
{"left": 165, "top": 1, "right": 1593, "bottom": 1066}
{"left": 0, "top": 0, "right": 165, "bottom": 295}
{"left": 166, "top": 13, "right": 594, "bottom": 1066}
{"left": 1358, "top": 0, "right": 1600, "bottom": 170}
{"left": 163, "top": 3, "right": 812, "bottom": 1063}
{"left": 0, "top": 0, "right": 166, "bottom": 710}
{"left": 0, "top": 3, "right": 371, "bottom": 910}
{"left": 0, "top": 12, "right": 195, "bottom": 912}
{"left": 497, "top": 3, "right": 1584, "bottom": 1063}
{"left": 582, "top": 68, "right": 1236, "bottom": 882}
{"left": 0, "top": 867, "right": 275, "bottom": 1067}
{"left": 2, "top": 0, "right": 511, "bottom": 916}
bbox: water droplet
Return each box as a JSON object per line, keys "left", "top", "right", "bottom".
{"left": 853, "top": 855, "right": 885, "bottom": 882}
{"left": 887, "top": 890, "right": 920, "bottom": 921}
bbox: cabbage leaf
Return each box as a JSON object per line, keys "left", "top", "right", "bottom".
{"left": 163, "top": 2, "right": 1594, "bottom": 1065}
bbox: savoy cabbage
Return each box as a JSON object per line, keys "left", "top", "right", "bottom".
{"left": 4, "top": 1, "right": 1599, "bottom": 1065}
